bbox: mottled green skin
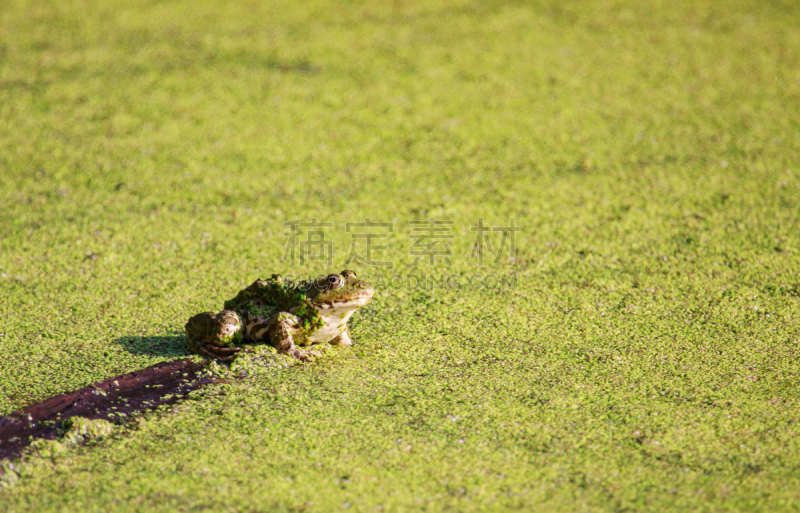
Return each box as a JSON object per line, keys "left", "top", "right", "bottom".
{"left": 223, "top": 274, "right": 326, "bottom": 336}
{"left": 184, "top": 310, "right": 244, "bottom": 357}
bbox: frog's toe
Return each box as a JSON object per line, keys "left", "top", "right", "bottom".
{"left": 197, "top": 343, "right": 250, "bottom": 362}
{"left": 288, "top": 347, "right": 318, "bottom": 362}
{"left": 195, "top": 344, "right": 234, "bottom": 362}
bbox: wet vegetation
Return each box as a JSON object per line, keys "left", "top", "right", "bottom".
{"left": 1, "top": 0, "right": 799, "bottom": 510}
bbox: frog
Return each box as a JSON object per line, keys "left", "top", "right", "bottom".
{"left": 185, "top": 269, "right": 374, "bottom": 362}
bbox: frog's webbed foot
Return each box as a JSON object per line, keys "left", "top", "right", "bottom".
{"left": 287, "top": 347, "right": 322, "bottom": 362}
{"left": 185, "top": 310, "right": 248, "bottom": 362}
{"left": 193, "top": 343, "right": 249, "bottom": 362}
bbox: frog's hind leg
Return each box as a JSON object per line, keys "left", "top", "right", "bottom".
{"left": 240, "top": 313, "right": 275, "bottom": 344}
{"left": 260, "top": 312, "right": 321, "bottom": 362}
{"left": 185, "top": 310, "right": 249, "bottom": 362}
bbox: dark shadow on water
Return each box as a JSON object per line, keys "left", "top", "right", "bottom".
{"left": 0, "top": 357, "right": 213, "bottom": 462}
{"left": 115, "top": 332, "right": 189, "bottom": 358}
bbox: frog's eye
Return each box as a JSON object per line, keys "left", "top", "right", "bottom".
{"left": 327, "top": 274, "right": 342, "bottom": 288}
{"left": 341, "top": 270, "right": 357, "bottom": 279}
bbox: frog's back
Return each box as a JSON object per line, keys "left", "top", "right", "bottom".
{"left": 223, "top": 275, "right": 307, "bottom": 319}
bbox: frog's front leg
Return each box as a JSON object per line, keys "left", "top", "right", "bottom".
{"left": 249, "top": 312, "right": 320, "bottom": 362}
{"left": 330, "top": 329, "right": 352, "bottom": 347}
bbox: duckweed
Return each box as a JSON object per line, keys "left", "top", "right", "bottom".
{"left": 1, "top": 0, "right": 799, "bottom": 510}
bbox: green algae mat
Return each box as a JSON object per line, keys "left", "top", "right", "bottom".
{"left": 2, "top": 0, "right": 800, "bottom": 510}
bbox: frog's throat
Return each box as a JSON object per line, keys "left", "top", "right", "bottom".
{"left": 303, "top": 296, "right": 369, "bottom": 344}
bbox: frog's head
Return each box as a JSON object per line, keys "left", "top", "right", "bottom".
{"left": 305, "top": 269, "right": 374, "bottom": 311}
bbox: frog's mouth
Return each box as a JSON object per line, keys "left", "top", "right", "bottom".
{"left": 313, "top": 287, "right": 374, "bottom": 311}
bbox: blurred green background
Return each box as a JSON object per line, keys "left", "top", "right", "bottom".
{"left": 1, "top": 0, "right": 799, "bottom": 510}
